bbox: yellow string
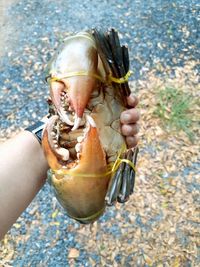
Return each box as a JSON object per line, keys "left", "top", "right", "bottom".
{"left": 109, "top": 144, "right": 136, "bottom": 173}
{"left": 53, "top": 145, "right": 136, "bottom": 178}
{"left": 48, "top": 70, "right": 132, "bottom": 85}
{"left": 67, "top": 206, "right": 105, "bottom": 223}
{"left": 49, "top": 71, "right": 105, "bottom": 83}
{"left": 64, "top": 33, "right": 95, "bottom": 43}
{"left": 108, "top": 70, "right": 132, "bottom": 84}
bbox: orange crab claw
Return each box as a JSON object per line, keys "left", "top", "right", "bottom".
{"left": 64, "top": 75, "right": 97, "bottom": 119}
{"left": 49, "top": 33, "right": 99, "bottom": 129}
{"left": 42, "top": 114, "right": 108, "bottom": 175}
{"left": 72, "top": 122, "right": 107, "bottom": 175}
{"left": 47, "top": 119, "right": 111, "bottom": 223}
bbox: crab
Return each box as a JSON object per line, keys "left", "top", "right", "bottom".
{"left": 42, "top": 29, "right": 138, "bottom": 224}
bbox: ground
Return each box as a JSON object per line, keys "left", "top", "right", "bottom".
{"left": 0, "top": 1, "right": 199, "bottom": 266}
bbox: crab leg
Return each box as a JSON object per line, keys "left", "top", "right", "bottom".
{"left": 129, "top": 146, "right": 138, "bottom": 194}
{"left": 105, "top": 162, "right": 124, "bottom": 206}
{"left": 118, "top": 150, "right": 132, "bottom": 203}
{"left": 105, "top": 147, "right": 139, "bottom": 206}
{"left": 118, "top": 165, "right": 129, "bottom": 203}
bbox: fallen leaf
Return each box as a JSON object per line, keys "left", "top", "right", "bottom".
{"left": 68, "top": 248, "right": 80, "bottom": 259}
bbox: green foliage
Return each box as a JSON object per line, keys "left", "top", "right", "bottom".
{"left": 154, "top": 86, "right": 194, "bottom": 140}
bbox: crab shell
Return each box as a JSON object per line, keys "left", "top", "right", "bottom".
{"left": 42, "top": 32, "right": 126, "bottom": 223}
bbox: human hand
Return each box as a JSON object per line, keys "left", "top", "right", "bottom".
{"left": 120, "top": 94, "right": 140, "bottom": 148}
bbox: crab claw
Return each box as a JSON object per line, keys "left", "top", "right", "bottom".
{"left": 66, "top": 74, "right": 97, "bottom": 118}
{"left": 50, "top": 115, "right": 110, "bottom": 223}
{"left": 72, "top": 115, "right": 107, "bottom": 174}
{"left": 50, "top": 81, "right": 74, "bottom": 126}
{"left": 49, "top": 33, "right": 99, "bottom": 130}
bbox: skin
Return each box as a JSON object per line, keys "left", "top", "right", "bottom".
{"left": 0, "top": 131, "right": 48, "bottom": 240}
{"left": 0, "top": 94, "right": 139, "bottom": 240}
{"left": 121, "top": 95, "right": 140, "bottom": 148}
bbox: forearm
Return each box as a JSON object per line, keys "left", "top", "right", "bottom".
{"left": 0, "top": 131, "right": 48, "bottom": 240}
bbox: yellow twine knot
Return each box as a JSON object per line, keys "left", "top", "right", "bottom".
{"left": 108, "top": 70, "right": 132, "bottom": 84}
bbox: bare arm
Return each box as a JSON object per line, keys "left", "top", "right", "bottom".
{"left": 0, "top": 130, "right": 48, "bottom": 240}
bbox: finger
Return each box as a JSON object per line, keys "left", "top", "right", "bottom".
{"left": 125, "top": 136, "right": 139, "bottom": 148}
{"left": 127, "top": 94, "right": 139, "bottom": 108}
{"left": 121, "top": 123, "right": 139, "bottom": 136}
{"left": 120, "top": 108, "right": 140, "bottom": 124}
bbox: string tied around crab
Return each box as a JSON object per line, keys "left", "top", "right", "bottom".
{"left": 45, "top": 69, "right": 132, "bottom": 86}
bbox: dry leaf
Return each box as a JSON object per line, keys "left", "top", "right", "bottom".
{"left": 68, "top": 248, "right": 80, "bottom": 259}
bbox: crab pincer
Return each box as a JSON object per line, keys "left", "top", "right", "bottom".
{"left": 42, "top": 115, "right": 110, "bottom": 223}
{"left": 48, "top": 32, "right": 99, "bottom": 130}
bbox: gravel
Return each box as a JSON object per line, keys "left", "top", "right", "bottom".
{"left": 0, "top": 0, "right": 199, "bottom": 266}
{"left": 0, "top": 0, "right": 199, "bottom": 134}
